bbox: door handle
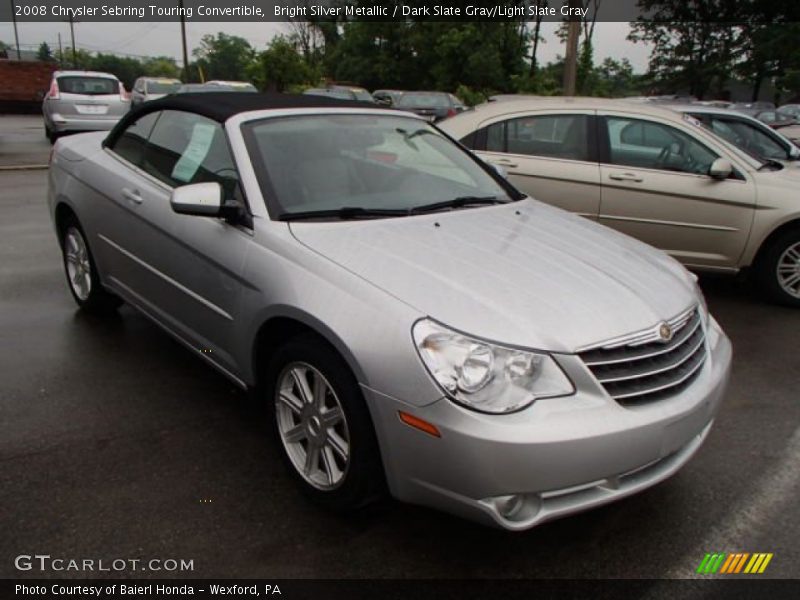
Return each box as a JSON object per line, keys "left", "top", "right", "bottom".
{"left": 492, "top": 159, "right": 518, "bottom": 168}
{"left": 608, "top": 172, "right": 643, "bottom": 183}
{"left": 122, "top": 188, "right": 143, "bottom": 204}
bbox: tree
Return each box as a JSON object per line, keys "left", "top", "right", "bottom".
{"left": 192, "top": 33, "right": 255, "bottom": 82}
{"left": 593, "top": 57, "right": 640, "bottom": 97}
{"left": 90, "top": 54, "right": 144, "bottom": 89}
{"left": 142, "top": 57, "right": 181, "bottom": 79}
{"left": 37, "top": 42, "right": 55, "bottom": 62}
{"left": 252, "top": 36, "right": 316, "bottom": 92}
{"left": 629, "top": 0, "right": 745, "bottom": 99}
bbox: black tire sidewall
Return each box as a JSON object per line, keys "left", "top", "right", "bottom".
{"left": 757, "top": 229, "right": 800, "bottom": 307}
{"left": 61, "top": 217, "right": 119, "bottom": 312}
{"left": 263, "top": 334, "right": 385, "bottom": 511}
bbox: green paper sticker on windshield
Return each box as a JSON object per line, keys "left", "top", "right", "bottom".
{"left": 172, "top": 123, "right": 216, "bottom": 183}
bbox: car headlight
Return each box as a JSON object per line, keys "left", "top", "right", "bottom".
{"left": 412, "top": 319, "right": 574, "bottom": 414}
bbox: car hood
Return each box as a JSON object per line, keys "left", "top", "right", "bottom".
{"left": 289, "top": 199, "right": 697, "bottom": 353}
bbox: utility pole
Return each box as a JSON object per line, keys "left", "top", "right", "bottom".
{"left": 179, "top": 0, "right": 190, "bottom": 82}
{"left": 562, "top": 0, "right": 582, "bottom": 96}
{"left": 10, "top": 0, "right": 22, "bottom": 60}
{"left": 68, "top": 15, "right": 77, "bottom": 68}
{"left": 58, "top": 32, "right": 63, "bottom": 67}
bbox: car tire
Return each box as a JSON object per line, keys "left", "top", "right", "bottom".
{"left": 60, "top": 216, "right": 122, "bottom": 313}
{"left": 756, "top": 228, "right": 800, "bottom": 307}
{"left": 263, "top": 333, "right": 386, "bottom": 511}
{"left": 45, "top": 126, "right": 58, "bottom": 144}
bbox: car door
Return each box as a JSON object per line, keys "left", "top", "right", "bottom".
{"left": 597, "top": 112, "right": 757, "bottom": 270}
{"left": 465, "top": 110, "right": 601, "bottom": 218}
{"left": 99, "top": 109, "right": 253, "bottom": 377}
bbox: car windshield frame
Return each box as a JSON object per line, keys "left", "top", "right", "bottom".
{"left": 240, "top": 112, "right": 522, "bottom": 221}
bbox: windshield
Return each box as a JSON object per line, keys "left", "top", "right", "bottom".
{"left": 705, "top": 117, "right": 791, "bottom": 161}
{"left": 397, "top": 93, "right": 449, "bottom": 108}
{"left": 147, "top": 80, "right": 181, "bottom": 94}
{"left": 244, "top": 114, "right": 512, "bottom": 219}
{"left": 352, "top": 89, "right": 374, "bottom": 102}
{"left": 305, "top": 88, "right": 354, "bottom": 100}
{"left": 57, "top": 76, "right": 117, "bottom": 95}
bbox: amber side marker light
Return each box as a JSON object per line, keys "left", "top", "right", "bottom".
{"left": 398, "top": 411, "right": 441, "bottom": 437}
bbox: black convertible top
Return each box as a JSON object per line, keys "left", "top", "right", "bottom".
{"left": 104, "top": 92, "right": 379, "bottom": 147}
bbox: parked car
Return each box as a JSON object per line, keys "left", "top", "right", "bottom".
{"left": 303, "top": 87, "right": 356, "bottom": 101}
{"left": 131, "top": 77, "right": 182, "bottom": 108}
{"left": 778, "top": 104, "right": 800, "bottom": 120}
{"left": 693, "top": 100, "right": 734, "bottom": 109}
{"left": 42, "top": 70, "right": 130, "bottom": 143}
{"left": 754, "top": 110, "right": 800, "bottom": 140}
{"left": 372, "top": 89, "right": 404, "bottom": 106}
{"left": 47, "top": 92, "right": 730, "bottom": 530}
{"left": 204, "top": 80, "right": 258, "bottom": 92}
{"left": 669, "top": 104, "right": 800, "bottom": 165}
{"left": 730, "top": 101, "right": 775, "bottom": 117}
{"left": 304, "top": 85, "right": 374, "bottom": 102}
{"left": 440, "top": 97, "right": 800, "bottom": 305}
{"left": 176, "top": 83, "right": 256, "bottom": 94}
{"left": 395, "top": 91, "right": 466, "bottom": 121}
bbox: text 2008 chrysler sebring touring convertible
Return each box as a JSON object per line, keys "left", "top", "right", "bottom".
{"left": 47, "top": 93, "right": 731, "bottom": 530}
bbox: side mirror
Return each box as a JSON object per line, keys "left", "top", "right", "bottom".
{"left": 170, "top": 182, "right": 223, "bottom": 217}
{"left": 708, "top": 158, "right": 733, "bottom": 180}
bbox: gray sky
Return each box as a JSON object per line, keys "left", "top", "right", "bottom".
{"left": 0, "top": 21, "right": 650, "bottom": 72}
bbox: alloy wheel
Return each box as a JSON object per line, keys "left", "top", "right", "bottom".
{"left": 275, "top": 362, "right": 350, "bottom": 490}
{"left": 777, "top": 241, "right": 800, "bottom": 299}
{"left": 64, "top": 227, "right": 92, "bottom": 301}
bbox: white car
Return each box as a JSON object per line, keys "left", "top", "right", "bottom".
{"left": 130, "top": 77, "right": 182, "bottom": 108}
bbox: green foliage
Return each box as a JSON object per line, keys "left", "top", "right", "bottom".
{"left": 630, "top": 0, "right": 800, "bottom": 102}
{"left": 252, "top": 36, "right": 317, "bottom": 92}
{"left": 37, "top": 42, "right": 54, "bottom": 62}
{"left": 192, "top": 33, "right": 255, "bottom": 82}
{"left": 455, "top": 85, "right": 490, "bottom": 107}
{"left": 90, "top": 54, "right": 147, "bottom": 89}
{"left": 142, "top": 57, "right": 181, "bottom": 79}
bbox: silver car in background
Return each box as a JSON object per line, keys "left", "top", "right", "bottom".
{"left": 131, "top": 77, "right": 182, "bottom": 108}
{"left": 42, "top": 70, "right": 130, "bottom": 143}
{"left": 47, "top": 93, "right": 731, "bottom": 530}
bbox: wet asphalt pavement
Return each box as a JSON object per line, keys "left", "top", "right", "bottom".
{"left": 1, "top": 141, "right": 799, "bottom": 581}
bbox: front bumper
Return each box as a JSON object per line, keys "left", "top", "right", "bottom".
{"left": 366, "top": 317, "right": 731, "bottom": 530}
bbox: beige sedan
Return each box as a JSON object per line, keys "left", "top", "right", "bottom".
{"left": 440, "top": 97, "right": 800, "bottom": 306}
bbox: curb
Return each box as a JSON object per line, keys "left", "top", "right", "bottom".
{"left": 0, "top": 164, "right": 49, "bottom": 171}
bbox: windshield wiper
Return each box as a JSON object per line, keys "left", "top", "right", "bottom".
{"left": 408, "top": 196, "right": 508, "bottom": 215}
{"left": 278, "top": 206, "right": 409, "bottom": 221}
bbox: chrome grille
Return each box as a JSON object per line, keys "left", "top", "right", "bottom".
{"left": 579, "top": 309, "right": 707, "bottom": 406}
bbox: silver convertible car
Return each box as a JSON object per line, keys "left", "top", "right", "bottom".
{"left": 47, "top": 93, "right": 731, "bottom": 530}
